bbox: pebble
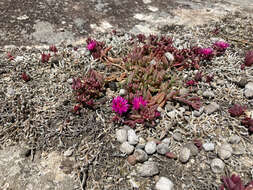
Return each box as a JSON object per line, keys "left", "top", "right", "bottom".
{"left": 172, "top": 132, "right": 182, "bottom": 142}
{"left": 67, "top": 78, "right": 73, "bottom": 84}
{"left": 203, "top": 90, "right": 215, "bottom": 98}
{"left": 228, "top": 135, "right": 241, "bottom": 144}
{"left": 193, "top": 107, "right": 204, "bottom": 117}
{"left": 244, "top": 82, "right": 253, "bottom": 99}
{"left": 14, "top": 56, "right": 24, "bottom": 63}
{"left": 179, "top": 147, "right": 191, "bottom": 163}
{"left": 6, "top": 87, "right": 15, "bottom": 97}
{"left": 137, "top": 161, "right": 159, "bottom": 177}
{"left": 119, "top": 89, "right": 127, "bottom": 96}
{"left": 145, "top": 141, "right": 157, "bottom": 154}
{"left": 128, "top": 129, "right": 139, "bottom": 145}
{"left": 162, "top": 138, "right": 171, "bottom": 145}
{"left": 136, "top": 137, "right": 146, "bottom": 149}
{"left": 211, "top": 158, "right": 225, "bottom": 173}
{"left": 217, "top": 143, "right": 233, "bottom": 160}
{"left": 165, "top": 52, "right": 174, "bottom": 63}
{"left": 64, "top": 148, "right": 74, "bottom": 157}
{"left": 120, "top": 142, "right": 135, "bottom": 154}
{"left": 116, "top": 129, "right": 128, "bottom": 143}
{"left": 237, "top": 78, "right": 248, "bottom": 88}
{"left": 127, "top": 155, "right": 137, "bottom": 165}
{"left": 204, "top": 102, "right": 220, "bottom": 114}
{"left": 185, "top": 143, "right": 199, "bottom": 156}
{"left": 156, "top": 143, "right": 170, "bottom": 155}
{"left": 133, "top": 149, "right": 148, "bottom": 162}
{"left": 155, "top": 177, "right": 174, "bottom": 190}
{"left": 203, "top": 143, "right": 215, "bottom": 151}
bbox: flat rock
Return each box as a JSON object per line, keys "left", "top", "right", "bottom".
{"left": 217, "top": 143, "right": 233, "bottom": 160}
{"left": 179, "top": 147, "right": 191, "bottom": 163}
{"left": 137, "top": 161, "right": 159, "bottom": 177}
{"left": 155, "top": 177, "right": 174, "bottom": 190}
{"left": 204, "top": 102, "right": 220, "bottom": 114}
{"left": 211, "top": 158, "right": 225, "bottom": 173}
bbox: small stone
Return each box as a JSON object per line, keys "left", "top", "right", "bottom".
{"left": 244, "top": 82, "right": 253, "bottom": 99}
{"left": 211, "top": 158, "right": 225, "bottom": 173}
{"left": 136, "top": 137, "right": 146, "bottom": 149}
{"left": 145, "top": 141, "right": 157, "bottom": 154}
{"left": 179, "top": 147, "right": 191, "bottom": 163}
{"left": 156, "top": 143, "right": 170, "bottom": 155}
{"left": 203, "top": 90, "right": 215, "bottom": 98}
{"left": 228, "top": 135, "right": 241, "bottom": 144}
{"left": 128, "top": 129, "right": 139, "bottom": 145}
{"left": 133, "top": 149, "right": 148, "bottom": 162}
{"left": 193, "top": 107, "right": 204, "bottom": 117}
{"left": 165, "top": 52, "right": 174, "bottom": 62}
{"left": 108, "top": 82, "right": 117, "bottom": 91}
{"left": 14, "top": 56, "right": 24, "bottom": 63}
{"left": 185, "top": 143, "right": 199, "bottom": 156}
{"left": 137, "top": 161, "right": 159, "bottom": 177}
{"left": 116, "top": 129, "right": 128, "bottom": 143}
{"left": 217, "top": 143, "right": 233, "bottom": 160}
{"left": 6, "top": 87, "right": 15, "bottom": 97}
{"left": 155, "top": 177, "right": 174, "bottom": 190}
{"left": 172, "top": 132, "right": 182, "bottom": 142}
{"left": 67, "top": 78, "right": 73, "bottom": 84}
{"left": 64, "top": 148, "right": 74, "bottom": 157}
{"left": 203, "top": 143, "right": 215, "bottom": 151}
{"left": 120, "top": 142, "right": 134, "bottom": 155}
{"left": 167, "top": 110, "right": 178, "bottom": 119}
{"left": 161, "top": 138, "right": 170, "bottom": 145}
{"left": 237, "top": 78, "right": 248, "bottom": 88}
{"left": 119, "top": 89, "right": 127, "bottom": 96}
{"left": 204, "top": 102, "right": 220, "bottom": 114}
{"left": 127, "top": 155, "right": 137, "bottom": 165}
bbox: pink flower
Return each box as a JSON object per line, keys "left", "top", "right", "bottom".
{"left": 112, "top": 96, "right": 129, "bottom": 115}
{"left": 200, "top": 48, "right": 213, "bottom": 56}
{"left": 41, "top": 53, "right": 51, "bottom": 63}
{"left": 213, "top": 41, "right": 230, "bottom": 50}
{"left": 49, "top": 45, "right": 58, "bottom": 53}
{"left": 132, "top": 96, "right": 147, "bottom": 110}
{"left": 87, "top": 41, "right": 97, "bottom": 51}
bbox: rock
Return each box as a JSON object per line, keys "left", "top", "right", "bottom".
{"left": 116, "top": 129, "right": 128, "bottom": 143}
{"left": 167, "top": 110, "right": 178, "bottom": 119}
{"left": 127, "top": 155, "right": 137, "bottom": 165}
{"left": 185, "top": 143, "right": 199, "bottom": 156}
{"left": 165, "top": 52, "right": 174, "bottom": 62}
{"left": 155, "top": 177, "right": 174, "bottom": 190}
{"left": 67, "top": 78, "right": 73, "bottom": 84}
{"left": 120, "top": 142, "right": 135, "bottom": 155}
{"left": 137, "top": 161, "right": 159, "bottom": 177}
{"left": 172, "top": 132, "right": 182, "bottom": 142}
{"left": 161, "top": 138, "right": 171, "bottom": 145}
{"left": 156, "top": 143, "right": 170, "bottom": 155}
{"left": 203, "top": 143, "right": 215, "bottom": 151}
{"left": 211, "top": 158, "right": 225, "bottom": 173}
{"left": 204, "top": 102, "right": 220, "bottom": 114}
{"left": 136, "top": 137, "right": 146, "bottom": 149}
{"left": 6, "top": 87, "right": 15, "bottom": 98}
{"left": 128, "top": 129, "right": 139, "bottom": 145}
{"left": 64, "top": 148, "right": 74, "bottom": 157}
{"left": 145, "top": 141, "right": 157, "bottom": 154}
{"left": 203, "top": 90, "right": 215, "bottom": 98}
{"left": 217, "top": 143, "right": 233, "bottom": 160}
{"left": 133, "top": 149, "right": 148, "bottom": 162}
{"left": 15, "top": 56, "right": 24, "bottom": 63}
{"left": 193, "top": 107, "right": 204, "bottom": 117}
{"left": 74, "top": 18, "right": 85, "bottom": 30}
{"left": 237, "top": 78, "right": 248, "bottom": 88}
{"left": 228, "top": 135, "right": 241, "bottom": 144}
{"left": 244, "top": 82, "right": 253, "bottom": 99}
{"left": 179, "top": 147, "right": 191, "bottom": 163}
{"left": 119, "top": 89, "right": 127, "bottom": 96}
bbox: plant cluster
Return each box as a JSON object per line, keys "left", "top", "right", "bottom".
{"left": 220, "top": 174, "right": 253, "bottom": 190}
{"left": 71, "top": 69, "right": 105, "bottom": 112}
{"left": 86, "top": 38, "right": 105, "bottom": 59}
{"left": 228, "top": 104, "right": 253, "bottom": 134}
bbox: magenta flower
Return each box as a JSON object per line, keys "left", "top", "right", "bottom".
{"left": 112, "top": 96, "right": 129, "bottom": 115}
{"left": 186, "top": 80, "right": 197, "bottom": 86}
{"left": 200, "top": 48, "right": 213, "bottom": 56}
{"left": 132, "top": 96, "right": 147, "bottom": 110}
{"left": 214, "top": 41, "right": 230, "bottom": 50}
{"left": 87, "top": 40, "right": 97, "bottom": 51}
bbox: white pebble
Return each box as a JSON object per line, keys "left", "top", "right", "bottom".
{"left": 145, "top": 141, "right": 157, "bottom": 154}
{"left": 120, "top": 142, "right": 134, "bottom": 155}
{"left": 155, "top": 177, "right": 174, "bottom": 190}
{"left": 211, "top": 158, "right": 225, "bottom": 173}
{"left": 179, "top": 147, "right": 190, "bottom": 163}
{"left": 217, "top": 143, "right": 233, "bottom": 160}
{"left": 128, "top": 129, "right": 139, "bottom": 145}
{"left": 203, "top": 143, "right": 215, "bottom": 151}
{"left": 116, "top": 129, "right": 128, "bottom": 143}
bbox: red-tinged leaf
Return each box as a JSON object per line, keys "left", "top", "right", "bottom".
{"left": 21, "top": 72, "right": 30, "bottom": 82}
{"left": 49, "top": 45, "right": 58, "bottom": 53}
{"left": 165, "top": 152, "right": 177, "bottom": 159}
{"left": 245, "top": 50, "right": 253, "bottom": 67}
{"left": 228, "top": 104, "right": 247, "bottom": 117}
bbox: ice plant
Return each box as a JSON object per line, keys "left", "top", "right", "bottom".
{"left": 132, "top": 96, "right": 147, "bottom": 110}
{"left": 213, "top": 41, "right": 230, "bottom": 50}
{"left": 186, "top": 80, "right": 197, "bottom": 86}
{"left": 228, "top": 104, "right": 247, "bottom": 117}
{"left": 220, "top": 174, "right": 253, "bottom": 190}
{"left": 200, "top": 48, "right": 213, "bottom": 56}
{"left": 41, "top": 53, "right": 50, "bottom": 63}
{"left": 7, "top": 52, "right": 14, "bottom": 60}
{"left": 241, "top": 117, "right": 253, "bottom": 134}
{"left": 21, "top": 72, "right": 30, "bottom": 82}
{"left": 49, "top": 45, "right": 58, "bottom": 53}
{"left": 206, "top": 74, "right": 214, "bottom": 83}
{"left": 112, "top": 96, "right": 129, "bottom": 115}
{"left": 245, "top": 50, "right": 253, "bottom": 67}
{"left": 87, "top": 40, "right": 97, "bottom": 51}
